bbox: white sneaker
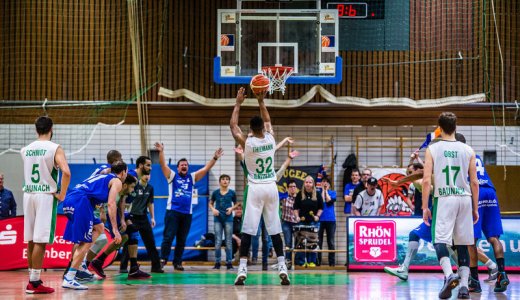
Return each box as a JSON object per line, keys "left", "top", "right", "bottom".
{"left": 383, "top": 264, "right": 408, "bottom": 281}
{"left": 278, "top": 263, "right": 290, "bottom": 285}
{"left": 234, "top": 265, "right": 247, "bottom": 285}
{"left": 62, "top": 277, "right": 88, "bottom": 290}
{"left": 271, "top": 263, "right": 279, "bottom": 270}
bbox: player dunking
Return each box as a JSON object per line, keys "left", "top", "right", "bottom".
{"left": 22, "top": 116, "right": 71, "bottom": 294}
{"left": 422, "top": 112, "right": 479, "bottom": 299}
{"left": 230, "top": 87, "right": 290, "bottom": 286}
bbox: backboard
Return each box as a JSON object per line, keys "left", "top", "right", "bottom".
{"left": 214, "top": 6, "right": 342, "bottom": 85}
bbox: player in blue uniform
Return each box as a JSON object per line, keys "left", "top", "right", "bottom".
{"left": 468, "top": 155, "right": 508, "bottom": 293}
{"left": 61, "top": 161, "right": 127, "bottom": 290}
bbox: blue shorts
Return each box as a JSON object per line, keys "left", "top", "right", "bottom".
{"left": 63, "top": 191, "right": 95, "bottom": 243}
{"left": 474, "top": 187, "right": 503, "bottom": 239}
{"left": 412, "top": 222, "right": 432, "bottom": 243}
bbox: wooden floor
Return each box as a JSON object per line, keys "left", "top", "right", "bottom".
{"left": 2, "top": 265, "right": 517, "bottom": 299}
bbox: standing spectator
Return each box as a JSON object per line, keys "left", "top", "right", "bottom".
{"left": 126, "top": 174, "right": 163, "bottom": 273}
{"left": 155, "top": 142, "right": 223, "bottom": 271}
{"left": 343, "top": 169, "right": 360, "bottom": 215}
{"left": 293, "top": 176, "right": 324, "bottom": 267}
{"left": 0, "top": 173, "right": 17, "bottom": 219}
{"left": 352, "top": 177, "right": 383, "bottom": 216}
{"left": 318, "top": 177, "right": 337, "bottom": 267}
{"left": 351, "top": 168, "right": 372, "bottom": 205}
{"left": 280, "top": 179, "right": 298, "bottom": 263}
{"left": 209, "top": 174, "right": 238, "bottom": 270}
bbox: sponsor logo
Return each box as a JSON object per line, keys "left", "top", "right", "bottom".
{"left": 0, "top": 224, "right": 16, "bottom": 245}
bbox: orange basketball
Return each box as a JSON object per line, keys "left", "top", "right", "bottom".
{"left": 321, "top": 35, "right": 331, "bottom": 48}
{"left": 220, "top": 34, "right": 229, "bottom": 46}
{"left": 250, "top": 74, "right": 270, "bottom": 94}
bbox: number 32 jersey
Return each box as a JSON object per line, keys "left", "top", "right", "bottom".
{"left": 21, "top": 140, "right": 60, "bottom": 194}
{"left": 244, "top": 132, "right": 276, "bottom": 184}
{"left": 428, "top": 140, "right": 474, "bottom": 198}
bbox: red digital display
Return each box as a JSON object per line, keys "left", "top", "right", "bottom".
{"left": 326, "top": 1, "right": 384, "bottom": 19}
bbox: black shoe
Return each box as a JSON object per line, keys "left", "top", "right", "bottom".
{"left": 262, "top": 263, "right": 268, "bottom": 271}
{"left": 438, "top": 273, "right": 460, "bottom": 299}
{"left": 213, "top": 262, "right": 221, "bottom": 270}
{"left": 128, "top": 266, "right": 151, "bottom": 280}
{"left": 226, "top": 262, "right": 233, "bottom": 270}
{"left": 468, "top": 277, "right": 482, "bottom": 293}
{"left": 88, "top": 259, "right": 106, "bottom": 279}
{"left": 494, "top": 272, "right": 510, "bottom": 293}
{"left": 174, "top": 264, "right": 184, "bottom": 271}
{"left": 151, "top": 268, "right": 164, "bottom": 273}
{"left": 457, "top": 286, "right": 470, "bottom": 299}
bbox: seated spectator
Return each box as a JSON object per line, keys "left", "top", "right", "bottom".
{"left": 232, "top": 203, "right": 243, "bottom": 261}
{"left": 352, "top": 177, "right": 383, "bottom": 216}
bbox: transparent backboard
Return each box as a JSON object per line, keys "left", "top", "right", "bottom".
{"left": 215, "top": 9, "right": 342, "bottom": 84}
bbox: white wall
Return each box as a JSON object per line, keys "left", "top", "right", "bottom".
{"left": 2, "top": 123, "right": 519, "bottom": 264}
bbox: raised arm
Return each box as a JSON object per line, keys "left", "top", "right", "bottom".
{"left": 230, "top": 87, "right": 247, "bottom": 148}
{"left": 276, "top": 150, "right": 299, "bottom": 181}
{"left": 54, "top": 146, "right": 71, "bottom": 201}
{"left": 256, "top": 91, "right": 273, "bottom": 135}
{"left": 154, "top": 142, "right": 172, "bottom": 180}
{"left": 194, "top": 148, "right": 224, "bottom": 182}
{"left": 276, "top": 137, "right": 294, "bottom": 151}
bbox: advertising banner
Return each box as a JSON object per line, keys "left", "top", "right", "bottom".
{"left": 0, "top": 215, "right": 115, "bottom": 270}
{"left": 348, "top": 217, "right": 520, "bottom": 271}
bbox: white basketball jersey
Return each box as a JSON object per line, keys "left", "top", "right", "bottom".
{"left": 21, "top": 140, "right": 60, "bottom": 193}
{"left": 428, "top": 140, "right": 473, "bottom": 198}
{"left": 244, "top": 132, "right": 276, "bottom": 184}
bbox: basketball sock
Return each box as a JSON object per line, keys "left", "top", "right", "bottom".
{"left": 484, "top": 259, "right": 497, "bottom": 270}
{"left": 459, "top": 266, "right": 470, "bottom": 288}
{"left": 277, "top": 256, "right": 286, "bottom": 266}
{"left": 130, "top": 258, "right": 138, "bottom": 269}
{"left": 65, "top": 268, "right": 77, "bottom": 281}
{"left": 497, "top": 258, "right": 505, "bottom": 272}
{"left": 29, "top": 269, "right": 41, "bottom": 282}
{"left": 439, "top": 257, "right": 453, "bottom": 277}
{"left": 470, "top": 267, "right": 479, "bottom": 280}
{"left": 98, "top": 252, "right": 108, "bottom": 263}
{"left": 239, "top": 258, "right": 248, "bottom": 269}
{"left": 402, "top": 241, "right": 419, "bottom": 269}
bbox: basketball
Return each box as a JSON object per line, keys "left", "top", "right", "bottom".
{"left": 250, "top": 74, "right": 270, "bottom": 94}
{"left": 220, "top": 34, "right": 229, "bottom": 46}
{"left": 321, "top": 35, "right": 330, "bottom": 47}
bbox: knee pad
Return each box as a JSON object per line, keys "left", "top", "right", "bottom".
{"left": 434, "top": 243, "right": 450, "bottom": 260}
{"left": 90, "top": 233, "right": 108, "bottom": 253}
{"left": 456, "top": 245, "right": 470, "bottom": 267}
{"left": 409, "top": 231, "right": 420, "bottom": 242}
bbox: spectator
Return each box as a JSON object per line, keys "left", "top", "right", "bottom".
{"left": 209, "top": 174, "right": 238, "bottom": 270}
{"left": 351, "top": 168, "right": 372, "bottom": 205}
{"left": 352, "top": 177, "right": 384, "bottom": 216}
{"left": 280, "top": 179, "right": 298, "bottom": 263}
{"left": 293, "top": 176, "right": 324, "bottom": 267}
{"left": 155, "top": 142, "right": 223, "bottom": 271}
{"left": 318, "top": 177, "right": 336, "bottom": 267}
{"left": 0, "top": 173, "right": 16, "bottom": 219}
{"left": 343, "top": 169, "right": 360, "bottom": 215}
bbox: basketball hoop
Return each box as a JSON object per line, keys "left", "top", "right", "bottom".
{"left": 261, "top": 65, "right": 294, "bottom": 95}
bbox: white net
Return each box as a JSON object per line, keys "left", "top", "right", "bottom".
{"left": 262, "top": 66, "right": 294, "bottom": 95}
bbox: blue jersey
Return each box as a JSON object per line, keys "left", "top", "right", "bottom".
{"left": 167, "top": 172, "right": 195, "bottom": 214}
{"left": 73, "top": 173, "right": 117, "bottom": 207}
{"left": 90, "top": 164, "right": 110, "bottom": 177}
{"left": 128, "top": 169, "right": 138, "bottom": 178}
{"left": 475, "top": 155, "right": 495, "bottom": 190}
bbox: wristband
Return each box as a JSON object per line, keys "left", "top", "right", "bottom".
{"left": 213, "top": 156, "right": 218, "bottom": 161}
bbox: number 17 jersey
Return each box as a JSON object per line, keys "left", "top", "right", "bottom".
{"left": 244, "top": 132, "right": 276, "bottom": 184}
{"left": 428, "top": 140, "right": 474, "bottom": 198}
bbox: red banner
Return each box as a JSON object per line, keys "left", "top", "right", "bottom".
{"left": 0, "top": 215, "right": 115, "bottom": 271}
